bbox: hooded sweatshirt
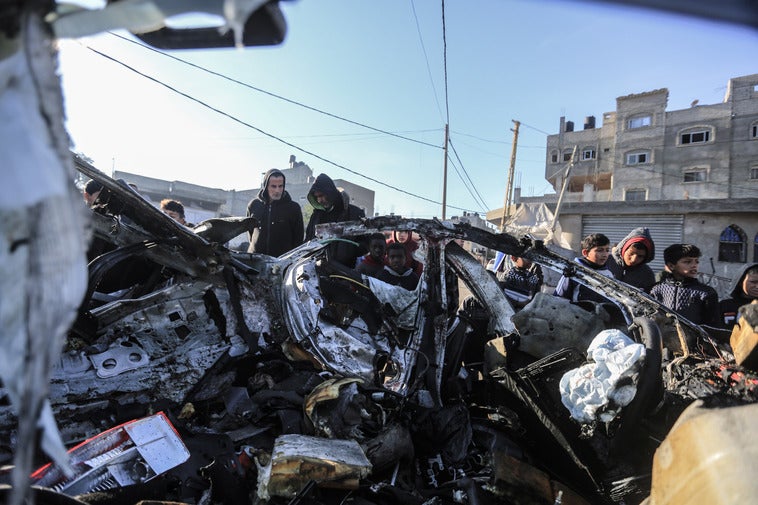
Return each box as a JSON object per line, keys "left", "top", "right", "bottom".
{"left": 305, "top": 173, "right": 365, "bottom": 239}
{"left": 718, "top": 263, "right": 758, "bottom": 328}
{"left": 305, "top": 173, "right": 366, "bottom": 265}
{"left": 607, "top": 227, "right": 656, "bottom": 292}
{"left": 246, "top": 169, "right": 304, "bottom": 257}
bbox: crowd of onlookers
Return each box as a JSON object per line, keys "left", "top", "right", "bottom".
{"left": 531, "top": 229, "right": 756, "bottom": 335}
{"left": 82, "top": 172, "right": 758, "bottom": 329}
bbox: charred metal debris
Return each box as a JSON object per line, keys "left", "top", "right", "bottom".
{"left": 2, "top": 162, "right": 758, "bottom": 505}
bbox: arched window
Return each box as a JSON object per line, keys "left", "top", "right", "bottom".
{"left": 550, "top": 150, "right": 559, "bottom": 163}
{"left": 718, "top": 225, "right": 746, "bottom": 263}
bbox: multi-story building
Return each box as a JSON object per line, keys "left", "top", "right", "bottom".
{"left": 495, "top": 74, "right": 758, "bottom": 288}
{"left": 546, "top": 74, "right": 758, "bottom": 204}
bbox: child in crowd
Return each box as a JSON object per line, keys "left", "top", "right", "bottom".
{"left": 502, "top": 255, "right": 543, "bottom": 308}
{"left": 607, "top": 227, "right": 656, "bottom": 292}
{"left": 160, "top": 198, "right": 190, "bottom": 226}
{"left": 554, "top": 233, "right": 614, "bottom": 304}
{"left": 650, "top": 243, "right": 719, "bottom": 326}
{"left": 377, "top": 243, "right": 419, "bottom": 290}
{"left": 718, "top": 263, "right": 758, "bottom": 328}
{"left": 387, "top": 230, "right": 424, "bottom": 276}
{"left": 356, "top": 233, "right": 387, "bottom": 278}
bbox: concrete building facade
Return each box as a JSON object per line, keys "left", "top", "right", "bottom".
{"left": 492, "top": 74, "right": 758, "bottom": 292}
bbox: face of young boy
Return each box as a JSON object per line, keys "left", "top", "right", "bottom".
{"left": 387, "top": 249, "right": 406, "bottom": 273}
{"left": 669, "top": 257, "right": 699, "bottom": 279}
{"left": 512, "top": 256, "right": 532, "bottom": 269}
{"left": 369, "top": 239, "right": 386, "bottom": 261}
{"left": 622, "top": 245, "right": 647, "bottom": 267}
{"left": 583, "top": 245, "right": 610, "bottom": 266}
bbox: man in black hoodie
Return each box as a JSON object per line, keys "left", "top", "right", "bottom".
{"left": 305, "top": 173, "right": 365, "bottom": 265}
{"left": 246, "top": 169, "right": 304, "bottom": 257}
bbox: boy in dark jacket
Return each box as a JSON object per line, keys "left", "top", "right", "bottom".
{"left": 246, "top": 169, "right": 303, "bottom": 257}
{"left": 502, "top": 255, "right": 542, "bottom": 308}
{"left": 607, "top": 227, "right": 656, "bottom": 292}
{"left": 377, "top": 243, "right": 419, "bottom": 290}
{"left": 386, "top": 230, "right": 424, "bottom": 276}
{"left": 719, "top": 263, "right": 758, "bottom": 328}
{"left": 650, "top": 244, "right": 719, "bottom": 326}
{"left": 554, "top": 233, "right": 614, "bottom": 304}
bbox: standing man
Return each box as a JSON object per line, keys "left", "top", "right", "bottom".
{"left": 247, "top": 169, "right": 304, "bottom": 257}
{"left": 305, "top": 173, "right": 366, "bottom": 266}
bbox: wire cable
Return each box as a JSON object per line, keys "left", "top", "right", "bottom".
{"left": 82, "top": 44, "right": 482, "bottom": 213}
{"left": 108, "top": 32, "right": 442, "bottom": 150}
{"left": 448, "top": 138, "right": 490, "bottom": 211}
{"left": 410, "top": 0, "right": 445, "bottom": 123}
{"left": 446, "top": 156, "right": 489, "bottom": 213}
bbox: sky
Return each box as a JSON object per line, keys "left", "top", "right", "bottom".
{"left": 57, "top": 0, "right": 758, "bottom": 219}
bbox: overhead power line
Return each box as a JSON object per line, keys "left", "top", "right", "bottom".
{"left": 108, "top": 32, "right": 442, "bottom": 150}
{"left": 81, "top": 44, "right": 482, "bottom": 213}
{"left": 448, "top": 138, "right": 490, "bottom": 211}
{"left": 410, "top": 0, "right": 445, "bottom": 123}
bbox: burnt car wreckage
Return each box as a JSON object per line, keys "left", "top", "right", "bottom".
{"left": 4, "top": 2, "right": 758, "bottom": 505}
{"left": 3, "top": 161, "right": 758, "bottom": 505}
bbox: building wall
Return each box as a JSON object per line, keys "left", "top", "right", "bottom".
{"left": 612, "top": 88, "right": 668, "bottom": 201}
{"left": 113, "top": 155, "right": 375, "bottom": 222}
{"left": 545, "top": 74, "right": 758, "bottom": 204}
{"left": 531, "top": 74, "right": 758, "bottom": 290}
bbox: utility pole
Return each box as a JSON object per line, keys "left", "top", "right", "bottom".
{"left": 442, "top": 123, "right": 449, "bottom": 220}
{"left": 500, "top": 120, "right": 520, "bottom": 232}
{"left": 550, "top": 145, "right": 578, "bottom": 233}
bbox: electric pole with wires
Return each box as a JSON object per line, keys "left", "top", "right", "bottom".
{"left": 500, "top": 120, "right": 520, "bottom": 232}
